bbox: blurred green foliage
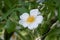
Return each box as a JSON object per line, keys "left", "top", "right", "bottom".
{"left": 0, "top": 0, "right": 60, "bottom": 40}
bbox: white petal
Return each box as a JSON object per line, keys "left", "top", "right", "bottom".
{"left": 19, "top": 20, "right": 28, "bottom": 27}
{"left": 30, "top": 9, "right": 41, "bottom": 17}
{"left": 20, "top": 13, "right": 29, "bottom": 20}
{"left": 28, "top": 23, "right": 38, "bottom": 30}
{"left": 35, "top": 15, "right": 43, "bottom": 24}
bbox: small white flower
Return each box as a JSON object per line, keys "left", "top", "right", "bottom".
{"left": 19, "top": 9, "right": 43, "bottom": 30}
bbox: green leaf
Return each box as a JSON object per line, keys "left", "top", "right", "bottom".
{"left": 37, "top": 21, "right": 50, "bottom": 35}
{"left": 16, "top": 30, "right": 26, "bottom": 40}
{"left": 0, "top": 22, "right": 5, "bottom": 29}
{"left": 58, "top": 6, "right": 60, "bottom": 22}
{"left": 1, "top": 8, "right": 15, "bottom": 20}
{"left": 5, "top": 20, "right": 16, "bottom": 33}
{"left": 44, "top": 27, "right": 60, "bottom": 40}
{"left": 45, "top": 35, "right": 57, "bottom": 40}
{"left": 4, "top": 0, "right": 17, "bottom": 8}
{"left": 0, "top": 0, "right": 2, "bottom": 9}
{"left": 53, "top": 0, "right": 60, "bottom": 7}
{"left": 3, "top": 0, "right": 18, "bottom": 13}
{"left": 16, "top": 7, "right": 28, "bottom": 13}
{"left": 10, "top": 11, "right": 19, "bottom": 21}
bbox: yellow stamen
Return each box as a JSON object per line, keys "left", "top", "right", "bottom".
{"left": 27, "top": 16, "right": 35, "bottom": 23}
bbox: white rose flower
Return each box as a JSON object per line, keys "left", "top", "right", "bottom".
{"left": 19, "top": 9, "right": 43, "bottom": 30}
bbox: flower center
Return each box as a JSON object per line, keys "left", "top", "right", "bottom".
{"left": 27, "top": 16, "right": 35, "bottom": 23}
